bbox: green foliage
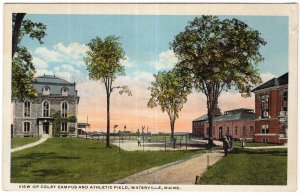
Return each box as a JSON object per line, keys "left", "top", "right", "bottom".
{"left": 68, "top": 126, "right": 76, "bottom": 133}
{"left": 51, "top": 110, "right": 77, "bottom": 137}
{"left": 171, "top": 15, "right": 266, "bottom": 97}
{"left": 12, "top": 13, "right": 47, "bottom": 100}
{"left": 148, "top": 69, "right": 192, "bottom": 136}
{"left": 84, "top": 36, "right": 132, "bottom": 147}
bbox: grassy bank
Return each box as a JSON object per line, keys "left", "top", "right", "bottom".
{"left": 11, "top": 137, "right": 200, "bottom": 184}
{"left": 11, "top": 137, "right": 41, "bottom": 149}
{"left": 199, "top": 148, "right": 287, "bottom": 185}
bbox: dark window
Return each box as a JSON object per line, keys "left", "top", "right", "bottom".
{"left": 226, "top": 127, "right": 230, "bottom": 135}
{"left": 282, "top": 91, "right": 288, "bottom": 111}
{"left": 261, "top": 95, "right": 269, "bottom": 118}
{"left": 262, "top": 139, "right": 268, "bottom": 143}
{"left": 250, "top": 126, "right": 254, "bottom": 135}
{"left": 24, "top": 101, "right": 30, "bottom": 117}
{"left": 242, "top": 126, "right": 246, "bottom": 136}
{"left": 261, "top": 125, "right": 269, "bottom": 134}
{"left": 61, "top": 102, "right": 68, "bottom": 118}
{"left": 234, "top": 126, "right": 238, "bottom": 136}
{"left": 61, "top": 123, "right": 68, "bottom": 132}
{"left": 43, "top": 101, "right": 50, "bottom": 117}
{"left": 24, "top": 122, "right": 30, "bottom": 132}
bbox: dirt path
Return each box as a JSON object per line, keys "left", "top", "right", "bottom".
{"left": 113, "top": 150, "right": 224, "bottom": 184}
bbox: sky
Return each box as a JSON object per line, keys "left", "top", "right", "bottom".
{"left": 20, "top": 14, "right": 289, "bottom": 132}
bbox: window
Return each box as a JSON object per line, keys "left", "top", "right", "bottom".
{"left": 226, "top": 127, "right": 230, "bottom": 135}
{"left": 43, "top": 101, "right": 50, "bottom": 117}
{"left": 242, "top": 126, "right": 246, "bottom": 136}
{"left": 206, "top": 127, "right": 209, "bottom": 136}
{"left": 261, "top": 95, "right": 269, "bottom": 118}
{"left": 61, "top": 123, "right": 68, "bottom": 132}
{"left": 42, "top": 86, "right": 50, "bottom": 95}
{"left": 262, "top": 139, "right": 268, "bottom": 143}
{"left": 23, "top": 122, "right": 30, "bottom": 132}
{"left": 61, "top": 102, "right": 68, "bottom": 118}
{"left": 282, "top": 91, "right": 288, "bottom": 111}
{"left": 250, "top": 126, "right": 254, "bottom": 135}
{"left": 61, "top": 87, "right": 69, "bottom": 96}
{"left": 261, "top": 125, "right": 269, "bottom": 134}
{"left": 24, "top": 101, "right": 30, "bottom": 117}
{"left": 234, "top": 126, "right": 238, "bottom": 136}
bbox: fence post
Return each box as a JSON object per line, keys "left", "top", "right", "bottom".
{"left": 119, "top": 134, "right": 121, "bottom": 153}
{"left": 207, "top": 153, "right": 209, "bottom": 169}
{"left": 143, "top": 134, "right": 144, "bottom": 151}
{"left": 164, "top": 136, "right": 166, "bottom": 151}
{"left": 86, "top": 132, "right": 87, "bottom": 139}
{"left": 180, "top": 139, "right": 181, "bottom": 149}
{"left": 186, "top": 135, "right": 187, "bottom": 150}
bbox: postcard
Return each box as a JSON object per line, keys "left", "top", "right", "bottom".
{"left": 2, "top": 3, "right": 298, "bottom": 191}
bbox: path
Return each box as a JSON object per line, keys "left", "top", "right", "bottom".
{"left": 11, "top": 136, "right": 49, "bottom": 153}
{"left": 242, "top": 145, "right": 287, "bottom": 150}
{"left": 113, "top": 150, "right": 224, "bottom": 184}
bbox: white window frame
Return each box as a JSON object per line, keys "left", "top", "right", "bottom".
{"left": 61, "top": 122, "right": 68, "bottom": 132}
{"left": 23, "top": 100, "right": 31, "bottom": 117}
{"left": 42, "top": 86, "right": 50, "bottom": 95}
{"left": 261, "top": 125, "right": 269, "bottom": 134}
{"left": 42, "top": 100, "right": 50, "bottom": 117}
{"left": 61, "top": 87, "right": 69, "bottom": 96}
{"left": 23, "top": 121, "right": 31, "bottom": 132}
{"left": 61, "top": 101, "right": 69, "bottom": 118}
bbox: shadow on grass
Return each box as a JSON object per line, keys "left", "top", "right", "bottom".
{"left": 14, "top": 152, "right": 80, "bottom": 162}
{"left": 32, "top": 169, "right": 68, "bottom": 177}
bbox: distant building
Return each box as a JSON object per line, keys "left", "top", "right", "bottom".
{"left": 13, "top": 75, "right": 79, "bottom": 137}
{"left": 252, "top": 72, "right": 288, "bottom": 144}
{"left": 192, "top": 108, "right": 255, "bottom": 141}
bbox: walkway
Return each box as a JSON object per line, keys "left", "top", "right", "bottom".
{"left": 11, "top": 136, "right": 49, "bottom": 153}
{"left": 113, "top": 150, "right": 224, "bottom": 184}
{"left": 242, "top": 145, "right": 288, "bottom": 150}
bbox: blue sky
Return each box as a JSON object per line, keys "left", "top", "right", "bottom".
{"left": 21, "top": 14, "right": 289, "bottom": 82}
{"left": 19, "top": 14, "right": 289, "bottom": 131}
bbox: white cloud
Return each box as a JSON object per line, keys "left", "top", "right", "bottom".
{"left": 260, "top": 72, "right": 276, "bottom": 83}
{"left": 147, "top": 50, "right": 178, "bottom": 70}
{"left": 120, "top": 55, "right": 134, "bottom": 68}
{"left": 132, "top": 71, "right": 155, "bottom": 83}
{"left": 32, "top": 57, "right": 48, "bottom": 68}
{"left": 34, "top": 42, "right": 88, "bottom": 67}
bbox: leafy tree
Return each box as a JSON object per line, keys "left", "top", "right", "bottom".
{"left": 51, "top": 110, "right": 77, "bottom": 137}
{"left": 170, "top": 16, "right": 266, "bottom": 147}
{"left": 12, "top": 13, "right": 47, "bottom": 100}
{"left": 84, "top": 36, "right": 132, "bottom": 147}
{"left": 147, "top": 69, "right": 192, "bottom": 139}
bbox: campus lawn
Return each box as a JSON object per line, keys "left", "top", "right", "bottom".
{"left": 198, "top": 148, "right": 287, "bottom": 185}
{"left": 11, "top": 137, "right": 41, "bottom": 149}
{"left": 11, "top": 137, "right": 200, "bottom": 184}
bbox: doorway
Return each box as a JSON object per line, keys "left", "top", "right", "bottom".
{"left": 43, "top": 122, "right": 49, "bottom": 134}
{"left": 218, "top": 127, "right": 223, "bottom": 138}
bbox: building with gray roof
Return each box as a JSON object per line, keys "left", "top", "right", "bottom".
{"left": 13, "top": 74, "right": 79, "bottom": 137}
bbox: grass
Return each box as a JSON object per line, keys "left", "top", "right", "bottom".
{"left": 234, "top": 141, "right": 281, "bottom": 147}
{"left": 11, "top": 137, "right": 200, "bottom": 184}
{"left": 11, "top": 137, "right": 41, "bottom": 149}
{"left": 198, "top": 148, "right": 287, "bottom": 185}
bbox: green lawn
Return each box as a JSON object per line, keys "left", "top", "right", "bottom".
{"left": 198, "top": 148, "right": 287, "bottom": 185}
{"left": 234, "top": 141, "right": 281, "bottom": 147}
{"left": 11, "top": 137, "right": 200, "bottom": 184}
{"left": 11, "top": 137, "right": 41, "bottom": 149}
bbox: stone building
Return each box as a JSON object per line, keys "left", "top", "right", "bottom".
{"left": 192, "top": 108, "right": 255, "bottom": 141}
{"left": 13, "top": 75, "right": 79, "bottom": 137}
{"left": 252, "top": 72, "right": 288, "bottom": 144}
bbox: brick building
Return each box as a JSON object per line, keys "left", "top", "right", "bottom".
{"left": 252, "top": 72, "right": 288, "bottom": 144}
{"left": 192, "top": 108, "right": 255, "bottom": 141}
{"left": 13, "top": 75, "right": 79, "bottom": 137}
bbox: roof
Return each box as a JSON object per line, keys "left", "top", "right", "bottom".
{"left": 193, "top": 108, "right": 255, "bottom": 123}
{"left": 193, "top": 114, "right": 208, "bottom": 122}
{"left": 214, "top": 111, "right": 255, "bottom": 122}
{"left": 252, "top": 72, "right": 288, "bottom": 92}
{"left": 32, "top": 74, "right": 78, "bottom": 96}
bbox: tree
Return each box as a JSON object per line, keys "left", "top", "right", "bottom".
{"left": 170, "top": 16, "right": 266, "bottom": 147}
{"left": 84, "top": 36, "right": 132, "bottom": 147}
{"left": 147, "top": 69, "right": 192, "bottom": 140}
{"left": 12, "top": 13, "right": 47, "bottom": 100}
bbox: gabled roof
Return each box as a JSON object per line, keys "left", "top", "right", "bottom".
{"left": 193, "top": 114, "right": 208, "bottom": 122}
{"left": 214, "top": 111, "right": 255, "bottom": 122}
{"left": 252, "top": 72, "right": 288, "bottom": 92}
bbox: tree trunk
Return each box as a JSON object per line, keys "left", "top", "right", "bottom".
{"left": 170, "top": 119, "right": 175, "bottom": 140}
{"left": 207, "top": 111, "right": 214, "bottom": 148}
{"left": 12, "top": 13, "right": 26, "bottom": 58}
{"left": 106, "top": 94, "right": 110, "bottom": 147}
